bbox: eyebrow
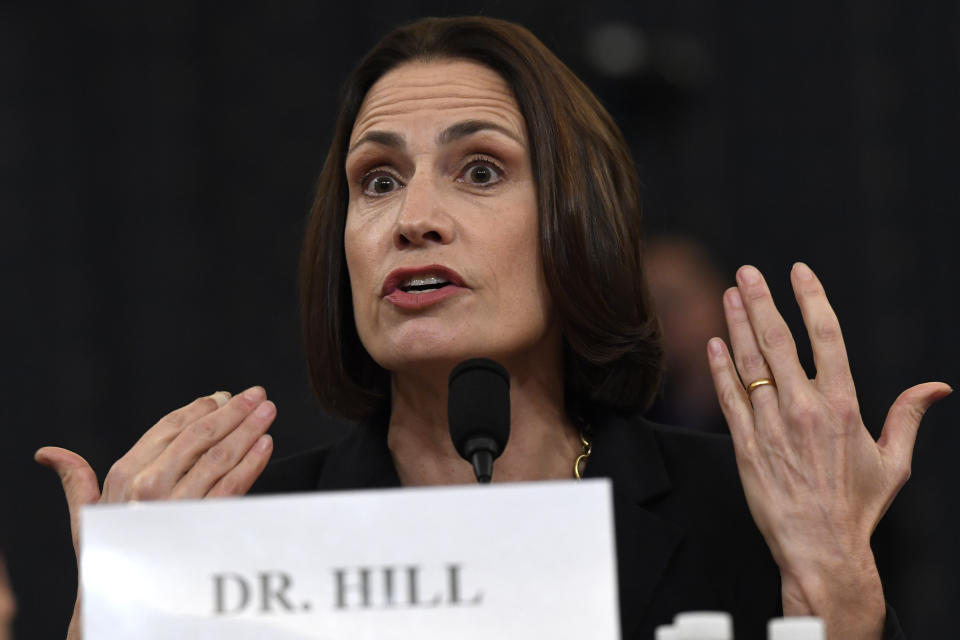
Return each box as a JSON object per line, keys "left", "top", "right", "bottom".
{"left": 347, "top": 119, "right": 522, "bottom": 157}
{"left": 437, "top": 119, "right": 523, "bottom": 146}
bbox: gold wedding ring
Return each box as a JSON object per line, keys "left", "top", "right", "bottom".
{"left": 746, "top": 378, "right": 776, "bottom": 394}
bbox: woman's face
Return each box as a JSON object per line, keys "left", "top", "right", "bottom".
{"left": 344, "top": 59, "right": 558, "bottom": 378}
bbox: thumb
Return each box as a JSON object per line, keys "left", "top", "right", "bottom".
{"left": 35, "top": 446, "right": 101, "bottom": 557}
{"left": 878, "top": 382, "right": 952, "bottom": 474}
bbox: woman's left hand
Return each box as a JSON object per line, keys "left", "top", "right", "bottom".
{"left": 707, "top": 263, "right": 950, "bottom": 640}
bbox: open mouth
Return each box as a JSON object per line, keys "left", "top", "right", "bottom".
{"left": 382, "top": 265, "right": 466, "bottom": 310}
{"left": 382, "top": 265, "right": 466, "bottom": 298}
{"left": 399, "top": 275, "right": 452, "bottom": 293}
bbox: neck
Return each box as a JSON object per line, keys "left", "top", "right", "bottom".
{"left": 386, "top": 357, "right": 581, "bottom": 486}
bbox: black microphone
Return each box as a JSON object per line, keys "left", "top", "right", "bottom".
{"left": 448, "top": 358, "right": 511, "bottom": 483}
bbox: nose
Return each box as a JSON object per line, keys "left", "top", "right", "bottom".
{"left": 393, "top": 175, "right": 455, "bottom": 250}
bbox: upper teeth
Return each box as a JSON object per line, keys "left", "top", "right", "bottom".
{"left": 402, "top": 275, "right": 449, "bottom": 287}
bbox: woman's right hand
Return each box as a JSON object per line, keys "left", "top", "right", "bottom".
{"left": 35, "top": 386, "right": 277, "bottom": 639}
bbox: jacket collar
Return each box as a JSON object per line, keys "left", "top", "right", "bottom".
{"left": 585, "top": 412, "right": 682, "bottom": 636}
{"left": 316, "top": 406, "right": 401, "bottom": 491}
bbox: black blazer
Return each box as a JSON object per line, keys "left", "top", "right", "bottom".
{"left": 252, "top": 408, "right": 905, "bottom": 639}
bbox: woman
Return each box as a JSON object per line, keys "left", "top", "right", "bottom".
{"left": 36, "top": 16, "right": 949, "bottom": 639}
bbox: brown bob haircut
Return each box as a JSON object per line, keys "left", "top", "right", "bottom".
{"left": 301, "top": 16, "right": 662, "bottom": 420}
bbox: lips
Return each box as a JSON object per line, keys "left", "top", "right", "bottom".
{"left": 381, "top": 265, "right": 468, "bottom": 310}
{"left": 381, "top": 265, "right": 466, "bottom": 295}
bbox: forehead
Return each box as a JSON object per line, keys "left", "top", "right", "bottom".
{"left": 349, "top": 59, "right": 527, "bottom": 146}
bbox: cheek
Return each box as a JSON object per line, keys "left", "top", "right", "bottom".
{"left": 343, "top": 220, "right": 361, "bottom": 291}
{"left": 517, "top": 201, "right": 546, "bottom": 292}
{"left": 497, "top": 203, "right": 549, "bottom": 311}
{"left": 344, "top": 207, "right": 380, "bottom": 283}
{"left": 343, "top": 213, "right": 374, "bottom": 325}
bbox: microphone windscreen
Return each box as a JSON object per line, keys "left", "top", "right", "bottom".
{"left": 448, "top": 358, "right": 511, "bottom": 459}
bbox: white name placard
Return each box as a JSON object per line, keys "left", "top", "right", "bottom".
{"left": 81, "top": 479, "right": 620, "bottom": 639}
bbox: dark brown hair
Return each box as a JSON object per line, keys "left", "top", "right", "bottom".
{"left": 301, "top": 16, "right": 662, "bottom": 420}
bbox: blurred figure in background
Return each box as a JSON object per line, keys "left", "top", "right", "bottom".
{"left": 644, "top": 234, "right": 728, "bottom": 433}
{"left": 0, "top": 552, "right": 15, "bottom": 640}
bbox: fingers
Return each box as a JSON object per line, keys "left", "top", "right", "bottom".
{"left": 34, "top": 447, "right": 101, "bottom": 555}
{"left": 707, "top": 337, "right": 756, "bottom": 445}
{"left": 169, "top": 399, "right": 277, "bottom": 498}
{"left": 722, "top": 286, "right": 780, "bottom": 415}
{"left": 878, "top": 382, "right": 952, "bottom": 481}
{"left": 790, "top": 262, "right": 855, "bottom": 394}
{"left": 734, "top": 265, "right": 809, "bottom": 393}
{"left": 206, "top": 434, "right": 274, "bottom": 498}
{"left": 114, "top": 391, "right": 232, "bottom": 475}
{"left": 115, "top": 386, "right": 272, "bottom": 501}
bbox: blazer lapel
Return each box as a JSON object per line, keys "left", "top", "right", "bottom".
{"left": 317, "top": 407, "right": 401, "bottom": 491}
{"left": 585, "top": 413, "right": 683, "bottom": 636}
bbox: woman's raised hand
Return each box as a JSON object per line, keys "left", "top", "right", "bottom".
{"left": 35, "top": 386, "right": 276, "bottom": 639}
{"left": 707, "top": 263, "right": 950, "bottom": 640}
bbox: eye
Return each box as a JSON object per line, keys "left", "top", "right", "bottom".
{"left": 361, "top": 171, "right": 403, "bottom": 196}
{"left": 459, "top": 157, "right": 504, "bottom": 187}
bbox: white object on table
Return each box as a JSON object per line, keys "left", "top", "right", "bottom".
{"left": 767, "top": 616, "right": 825, "bottom": 640}
{"left": 673, "top": 610, "right": 733, "bottom": 639}
{"left": 655, "top": 623, "right": 681, "bottom": 639}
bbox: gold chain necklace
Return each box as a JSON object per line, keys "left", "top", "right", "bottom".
{"left": 573, "top": 430, "right": 593, "bottom": 480}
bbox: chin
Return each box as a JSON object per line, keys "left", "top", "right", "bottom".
{"left": 378, "top": 342, "right": 490, "bottom": 376}
{"left": 378, "top": 338, "right": 557, "bottom": 384}
{"left": 359, "top": 313, "right": 561, "bottom": 377}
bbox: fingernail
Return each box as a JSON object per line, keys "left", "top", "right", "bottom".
{"left": 255, "top": 434, "right": 273, "bottom": 452}
{"left": 243, "top": 386, "right": 266, "bottom": 402}
{"left": 211, "top": 391, "right": 231, "bottom": 408}
{"left": 794, "top": 262, "right": 814, "bottom": 280}
{"left": 726, "top": 288, "right": 743, "bottom": 309}
{"left": 738, "top": 265, "right": 760, "bottom": 285}
{"left": 708, "top": 338, "right": 725, "bottom": 357}
{"left": 254, "top": 400, "right": 275, "bottom": 418}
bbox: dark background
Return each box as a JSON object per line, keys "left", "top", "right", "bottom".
{"left": 2, "top": 1, "right": 958, "bottom": 637}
